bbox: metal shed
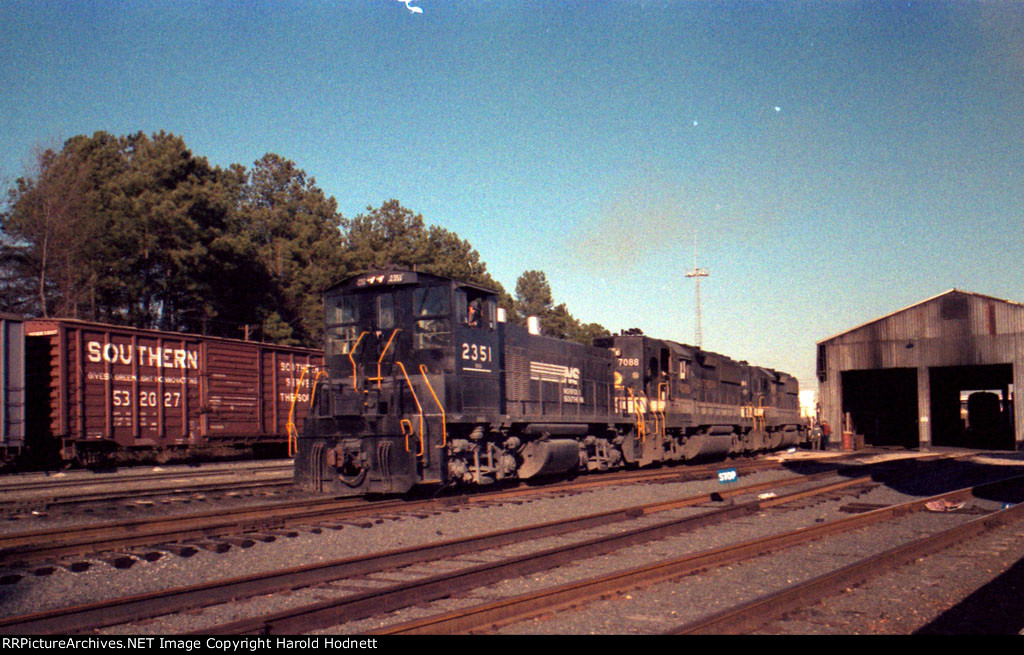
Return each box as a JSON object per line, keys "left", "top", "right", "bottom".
{"left": 816, "top": 289, "right": 1024, "bottom": 452}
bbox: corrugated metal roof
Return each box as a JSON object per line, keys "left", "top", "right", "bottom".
{"left": 816, "top": 289, "right": 1024, "bottom": 345}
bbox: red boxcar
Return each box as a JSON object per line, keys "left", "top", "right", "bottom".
{"left": 25, "top": 319, "right": 323, "bottom": 463}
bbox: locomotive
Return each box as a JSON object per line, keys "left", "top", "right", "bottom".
{"left": 295, "top": 270, "right": 806, "bottom": 495}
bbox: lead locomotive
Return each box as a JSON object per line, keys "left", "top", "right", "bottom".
{"left": 295, "top": 270, "right": 805, "bottom": 495}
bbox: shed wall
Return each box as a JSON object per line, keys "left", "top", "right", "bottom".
{"left": 818, "top": 292, "right": 1024, "bottom": 451}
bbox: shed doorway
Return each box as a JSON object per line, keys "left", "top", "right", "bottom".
{"left": 929, "top": 364, "right": 1014, "bottom": 450}
{"left": 840, "top": 368, "right": 919, "bottom": 448}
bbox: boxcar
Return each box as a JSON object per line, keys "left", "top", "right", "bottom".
{"left": 25, "top": 319, "right": 323, "bottom": 464}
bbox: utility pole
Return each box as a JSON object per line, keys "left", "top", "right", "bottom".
{"left": 685, "top": 231, "right": 709, "bottom": 348}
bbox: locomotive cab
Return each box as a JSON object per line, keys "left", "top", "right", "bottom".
{"left": 298, "top": 270, "right": 502, "bottom": 494}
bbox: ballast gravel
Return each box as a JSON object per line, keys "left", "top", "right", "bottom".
{"left": 0, "top": 465, "right": 800, "bottom": 626}
{"left": 1, "top": 451, "right": 1021, "bottom": 635}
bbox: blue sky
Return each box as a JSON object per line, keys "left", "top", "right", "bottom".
{"left": 2, "top": 0, "right": 1023, "bottom": 388}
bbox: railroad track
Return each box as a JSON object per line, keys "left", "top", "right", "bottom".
{"left": 670, "top": 475, "right": 1024, "bottom": 634}
{"left": 0, "top": 495, "right": 386, "bottom": 566}
{"left": 0, "top": 456, "right": 807, "bottom": 567}
{"left": 0, "top": 469, "right": 868, "bottom": 634}
{"left": 0, "top": 460, "right": 294, "bottom": 492}
{"left": 372, "top": 473, "right": 1024, "bottom": 635}
{"left": 0, "top": 461, "right": 295, "bottom": 514}
{"left": 4, "top": 479, "right": 296, "bottom": 516}
{"left": 0, "top": 451, "right": 988, "bottom": 635}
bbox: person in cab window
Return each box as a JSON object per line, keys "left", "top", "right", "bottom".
{"left": 466, "top": 300, "right": 481, "bottom": 327}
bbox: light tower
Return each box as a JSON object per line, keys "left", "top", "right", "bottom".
{"left": 685, "top": 231, "right": 709, "bottom": 347}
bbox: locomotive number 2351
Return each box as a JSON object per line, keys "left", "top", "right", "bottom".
{"left": 461, "top": 342, "right": 492, "bottom": 363}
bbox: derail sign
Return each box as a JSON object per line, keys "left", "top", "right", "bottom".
{"left": 717, "top": 468, "right": 738, "bottom": 484}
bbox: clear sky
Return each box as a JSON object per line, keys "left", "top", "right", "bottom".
{"left": 2, "top": 0, "right": 1023, "bottom": 389}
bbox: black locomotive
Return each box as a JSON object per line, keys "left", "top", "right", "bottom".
{"left": 294, "top": 270, "right": 806, "bottom": 495}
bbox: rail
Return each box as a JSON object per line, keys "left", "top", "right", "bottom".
{"left": 373, "top": 472, "right": 1024, "bottom": 635}
{"left": 0, "top": 457, "right": 815, "bottom": 572}
{"left": 203, "top": 472, "right": 881, "bottom": 635}
{"left": 0, "top": 465, "right": 841, "bottom": 635}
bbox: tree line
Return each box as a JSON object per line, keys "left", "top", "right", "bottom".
{"left": 0, "top": 131, "right": 607, "bottom": 347}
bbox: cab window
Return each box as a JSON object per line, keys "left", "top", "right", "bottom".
{"left": 326, "top": 294, "right": 359, "bottom": 325}
{"left": 413, "top": 286, "right": 451, "bottom": 349}
{"left": 326, "top": 325, "right": 362, "bottom": 356}
{"left": 377, "top": 293, "right": 395, "bottom": 330}
{"left": 414, "top": 319, "right": 451, "bottom": 349}
{"left": 414, "top": 286, "right": 449, "bottom": 317}
{"left": 325, "top": 293, "right": 362, "bottom": 356}
{"left": 679, "top": 359, "right": 690, "bottom": 380}
{"left": 456, "top": 289, "right": 496, "bottom": 329}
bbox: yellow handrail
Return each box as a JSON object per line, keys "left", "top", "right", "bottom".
{"left": 347, "top": 331, "right": 369, "bottom": 389}
{"left": 286, "top": 365, "right": 309, "bottom": 458}
{"left": 640, "top": 391, "right": 659, "bottom": 442}
{"left": 400, "top": 418, "right": 414, "bottom": 448}
{"left": 743, "top": 396, "right": 767, "bottom": 433}
{"left": 310, "top": 369, "right": 327, "bottom": 403}
{"left": 418, "top": 364, "right": 447, "bottom": 448}
{"left": 656, "top": 382, "right": 668, "bottom": 440}
{"left": 373, "top": 329, "right": 402, "bottom": 388}
{"left": 395, "top": 361, "right": 424, "bottom": 456}
{"left": 626, "top": 387, "right": 646, "bottom": 443}
{"left": 287, "top": 365, "right": 325, "bottom": 458}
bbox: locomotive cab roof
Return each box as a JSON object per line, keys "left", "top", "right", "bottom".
{"left": 325, "top": 269, "right": 499, "bottom": 297}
